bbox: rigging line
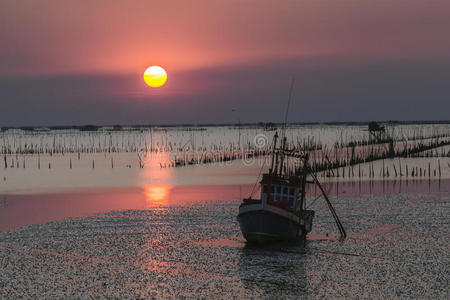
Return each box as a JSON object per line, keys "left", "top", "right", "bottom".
{"left": 311, "top": 172, "right": 347, "bottom": 242}
{"left": 305, "top": 194, "right": 322, "bottom": 210}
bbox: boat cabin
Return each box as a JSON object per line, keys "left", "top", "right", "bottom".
{"left": 259, "top": 173, "right": 305, "bottom": 211}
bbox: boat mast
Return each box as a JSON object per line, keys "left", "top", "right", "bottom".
{"left": 278, "top": 136, "right": 287, "bottom": 175}
{"left": 298, "top": 155, "right": 308, "bottom": 211}
{"left": 270, "top": 132, "right": 278, "bottom": 174}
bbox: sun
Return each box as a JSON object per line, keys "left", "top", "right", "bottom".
{"left": 143, "top": 66, "right": 167, "bottom": 88}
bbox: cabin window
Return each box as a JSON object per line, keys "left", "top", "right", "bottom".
{"left": 289, "top": 187, "right": 295, "bottom": 196}
{"left": 289, "top": 197, "right": 295, "bottom": 208}
{"left": 276, "top": 186, "right": 282, "bottom": 194}
{"left": 260, "top": 185, "right": 267, "bottom": 201}
{"left": 272, "top": 185, "right": 278, "bottom": 201}
{"left": 278, "top": 187, "right": 288, "bottom": 202}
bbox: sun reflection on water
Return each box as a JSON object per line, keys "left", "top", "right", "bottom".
{"left": 144, "top": 185, "right": 172, "bottom": 207}
{"left": 138, "top": 151, "right": 174, "bottom": 208}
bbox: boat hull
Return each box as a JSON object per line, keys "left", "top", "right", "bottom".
{"left": 237, "top": 202, "right": 315, "bottom": 243}
{"left": 238, "top": 210, "right": 301, "bottom": 242}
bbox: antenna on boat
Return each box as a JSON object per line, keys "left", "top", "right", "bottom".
{"left": 278, "top": 77, "right": 295, "bottom": 175}
{"left": 281, "top": 77, "right": 295, "bottom": 142}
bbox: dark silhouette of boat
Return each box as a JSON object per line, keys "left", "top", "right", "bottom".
{"left": 238, "top": 79, "right": 346, "bottom": 243}
{"left": 238, "top": 131, "right": 346, "bottom": 243}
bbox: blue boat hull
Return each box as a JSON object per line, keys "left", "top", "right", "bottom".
{"left": 238, "top": 210, "right": 302, "bottom": 243}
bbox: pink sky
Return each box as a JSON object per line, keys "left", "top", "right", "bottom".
{"left": 1, "top": 0, "right": 449, "bottom": 125}
{"left": 2, "top": 0, "right": 449, "bottom": 76}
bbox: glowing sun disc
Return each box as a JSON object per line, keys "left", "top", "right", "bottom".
{"left": 143, "top": 66, "right": 167, "bottom": 87}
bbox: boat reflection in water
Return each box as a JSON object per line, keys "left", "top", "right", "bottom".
{"left": 238, "top": 243, "right": 308, "bottom": 297}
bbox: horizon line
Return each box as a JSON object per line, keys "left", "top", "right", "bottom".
{"left": 2, "top": 120, "right": 450, "bottom": 131}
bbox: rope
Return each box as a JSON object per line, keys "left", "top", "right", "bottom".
{"left": 305, "top": 194, "right": 322, "bottom": 210}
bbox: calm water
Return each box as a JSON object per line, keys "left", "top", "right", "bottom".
{"left": 0, "top": 180, "right": 449, "bottom": 298}
{"left": 1, "top": 179, "right": 447, "bottom": 231}
{"left": 0, "top": 184, "right": 253, "bottom": 231}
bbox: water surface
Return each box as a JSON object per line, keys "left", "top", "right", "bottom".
{"left": 0, "top": 180, "right": 448, "bottom": 298}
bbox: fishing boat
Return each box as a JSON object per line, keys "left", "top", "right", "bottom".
{"left": 237, "top": 79, "right": 346, "bottom": 243}
{"left": 237, "top": 131, "right": 346, "bottom": 243}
